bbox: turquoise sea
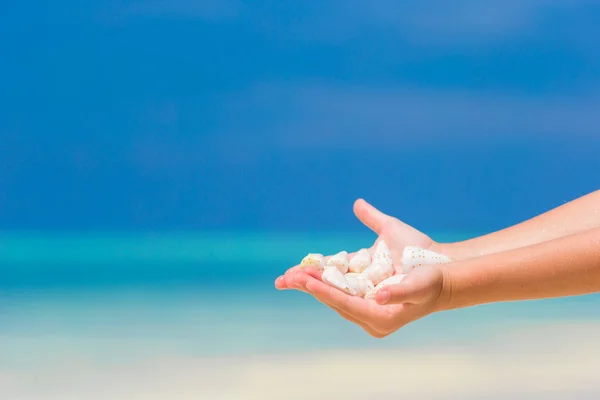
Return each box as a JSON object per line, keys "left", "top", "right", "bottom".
{"left": 2, "top": 232, "right": 600, "bottom": 398}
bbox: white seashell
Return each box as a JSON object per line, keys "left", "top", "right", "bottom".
{"left": 300, "top": 253, "right": 326, "bottom": 271}
{"left": 360, "top": 262, "right": 395, "bottom": 286}
{"left": 373, "top": 240, "right": 393, "bottom": 266}
{"left": 344, "top": 272, "right": 374, "bottom": 297}
{"left": 326, "top": 251, "right": 349, "bottom": 274}
{"left": 364, "top": 273, "right": 406, "bottom": 300}
{"left": 348, "top": 248, "right": 371, "bottom": 273}
{"left": 322, "top": 267, "right": 356, "bottom": 295}
{"left": 402, "top": 246, "right": 452, "bottom": 274}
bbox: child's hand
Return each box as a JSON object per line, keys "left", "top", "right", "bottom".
{"left": 279, "top": 264, "right": 447, "bottom": 338}
{"left": 275, "top": 199, "right": 447, "bottom": 337}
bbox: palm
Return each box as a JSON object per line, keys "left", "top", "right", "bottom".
{"left": 297, "top": 263, "right": 443, "bottom": 338}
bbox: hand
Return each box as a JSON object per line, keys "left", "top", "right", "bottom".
{"left": 294, "top": 264, "right": 447, "bottom": 338}
{"left": 280, "top": 198, "right": 435, "bottom": 273}
{"left": 275, "top": 198, "right": 447, "bottom": 337}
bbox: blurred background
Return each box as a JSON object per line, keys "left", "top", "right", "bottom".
{"left": 1, "top": 1, "right": 600, "bottom": 398}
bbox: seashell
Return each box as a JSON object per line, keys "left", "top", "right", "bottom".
{"left": 300, "top": 253, "right": 326, "bottom": 271}
{"left": 373, "top": 240, "right": 393, "bottom": 266}
{"left": 322, "top": 267, "right": 356, "bottom": 295}
{"left": 364, "top": 273, "right": 406, "bottom": 300}
{"left": 402, "top": 246, "right": 452, "bottom": 274}
{"left": 360, "top": 262, "right": 395, "bottom": 286}
{"left": 326, "top": 251, "right": 349, "bottom": 274}
{"left": 348, "top": 248, "right": 371, "bottom": 273}
{"left": 344, "top": 272, "right": 374, "bottom": 297}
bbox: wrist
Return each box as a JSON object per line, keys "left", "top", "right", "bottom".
{"left": 430, "top": 240, "right": 478, "bottom": 262}
{"left": 433, "top": 264, "right": 454, "bottom": 312}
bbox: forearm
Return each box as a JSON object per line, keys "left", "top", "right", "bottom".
{"left": 438, "top": 227, "right": 600, "bottom": 311}
{"left": 434, "top": 189, "right": 600, "bottom": 260}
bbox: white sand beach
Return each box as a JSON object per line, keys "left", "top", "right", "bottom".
{"left": 2, "top": 321, "right": 600, "bottom": 399}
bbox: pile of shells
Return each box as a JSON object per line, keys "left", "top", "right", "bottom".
{"left": 300, "top": 240, "right": 452, "bottom": 300}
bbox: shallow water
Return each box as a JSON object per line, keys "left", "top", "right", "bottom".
{"left": 1, "top": 232, "right": 600, "bottom": 398}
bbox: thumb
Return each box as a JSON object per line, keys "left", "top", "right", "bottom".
{"left": 375, "top": 268, "right": 437, "bottom": 305}
{"left": 353, "top": 199, "right": 391, "bottom": 235}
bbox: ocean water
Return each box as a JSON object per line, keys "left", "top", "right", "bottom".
{"left": 2, "top": 232, "right": 600, "bottom": 398}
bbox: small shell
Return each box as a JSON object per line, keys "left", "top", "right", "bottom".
{"left": 364, "top": 273, "right": 406, "bottom": 300}
{"left": 402, "top": 246, "right": 452, "bottom": 274}
{"left": 322, "top": 267, "right": 356, "bottom": 295}
{"left": 300, "top": 253, "right": 326, "bottom": 271}
{"left": 345, "top": 272, "right": 374, "bottom": 297}
{"left": 326, "top": 251, "right": 349, "bottom": 274}
{"left": 373, "top": 240, "right": 393, "bottom": 265}
{"left": 360, "top": 262, "right": 395, "bottom": 286}
{"left": 348, "top": 248, "right": 371, "bottom": 273}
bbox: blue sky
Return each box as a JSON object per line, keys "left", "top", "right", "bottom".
{"left": 1, "top": 1, "right": 599, "bottom": 232}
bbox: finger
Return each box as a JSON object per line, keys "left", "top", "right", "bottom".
{"left": 301, "top": 265, "right": 322, "bottom": 280}
{"left": 300, "top": 274, "right": 386, "bottom": 337}
{"left": 305, "top": 275, "right": 388, "bottom": 323}
{"left": 282, "top": 265, "right": 305, "bottom": 290}
{"left": 285, "top": 268, "right": 325, "bottom": 292}
{"left": 275, "top": 273, "right": 310, "bottom": 291}
{"left": 278, "top": 263, "right": 388, "bottom": 336}
{"left": 375, "top": 275, "right": 432, "bottom": 305}
{"left": 288, "top": 269, "right": 312, "bottom": 289}
{"left": 274, "top": 275, "right": 287, "bottom": 290}
{"left": 279, "top": 269, "right": 319, "bottom": 299}
{"left": 289, "top": 270, "right": 387, "bottom": 336}
{"left": 353, "top": 199, "right": 390, "bottom": 235}
{"left": 320, "top": 301, "right": 385, "bottom": 337}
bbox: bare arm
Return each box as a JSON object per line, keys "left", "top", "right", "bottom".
{"left": 432, "top": 190, "right": 600, "bottom": 260}
{"left": 438, "top": 227, "right": 600, "bottom": 311}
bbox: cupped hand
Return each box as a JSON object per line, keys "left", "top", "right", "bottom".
{"left": 296, "top": 264, "right": 447, "bottom": 337}
{"left": 274, "top": 199, "right": 448, "bottom": 337}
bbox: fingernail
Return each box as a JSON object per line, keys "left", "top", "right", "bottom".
{"left": 378, "top": 290, "right": 390, "bottom": 304}
{"left": 275, "top": 276, "right": 286, "bottom": 290}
